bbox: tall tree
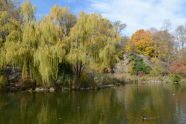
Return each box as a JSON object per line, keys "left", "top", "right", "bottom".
{"left": 0, "top": 0, "right": 20, "bottom": 46}
{"left": 152, "top": 30, "right": 174, "bottom": 61}
{"left": 49, "top": 5, "right": 76, "bottom": 37}
{"left": 126, "top": 29, "right": 155, "bottom": 58}
{"left": 68, "top": 12, "right": 121, "bottom": 74}
{"left": 176, "top": 24, "right": 186, "bottom": 50}
{"left": 20, "top": 1, "right": 36, "bottom": 22}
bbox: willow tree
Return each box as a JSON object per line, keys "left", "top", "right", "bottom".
{"left": 9, "top": 1, "right": 36, "bottom": 80}
{"left": 49, "top": 5, "right": 76, "bottom": 37}
{"left": 68, "top": 12, "right": 121, "bottom": 74}
{"left": 33, "top": 17, "right": 66, "bottom": 86}
{"left": 0, "top": 8, "right": 20, "bottom": 47}
{"left": 0, "top": 6, "right": 22, "bottom": 69}
{"left": 0, "top": 0, "right": 20, "bottom": 72}
{"left": 5, "top": 5, "right": 70, "bottom": 86}
{"left": 20, "top": 1, "right": 36, "bottom": 22}
{"left": 0, "top": 0, "right": 19, "bottom": 19}
{"left": 1, "top": 2, "right": 122, "bottom": 87}
{"left": 1, "top": 1, "right": 38, "bottom": 84}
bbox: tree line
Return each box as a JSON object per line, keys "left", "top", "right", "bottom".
{"left": 0, "top": 0, "right": 185, "bottom": 89}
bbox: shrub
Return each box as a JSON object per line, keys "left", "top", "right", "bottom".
{"left": 170, "top": 61, "right": 186, "bottom": 76}
{"left": 171, "top": 74, "right": 182, "bottom": 83}
{"left": 150, "top": 65, "right": 165, "bottom": 76}
{"left": 128, "top": 54, "right": 152, "bottom": 75}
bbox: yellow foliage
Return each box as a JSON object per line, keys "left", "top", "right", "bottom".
{"left": 0, "top": 3, "right": 122, "bottom": 86}
{"left": 20, "top": 1, "right": 36, "bottom": 22}
{"left": 128, "top": 62, "right": 134, "bottom": 74}
{"left": 126, "top": 29, "right": 155, "bottom": 58}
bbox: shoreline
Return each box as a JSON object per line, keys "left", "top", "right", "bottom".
{"left": 1, "top": 73, "right": 185, "bottom": 93}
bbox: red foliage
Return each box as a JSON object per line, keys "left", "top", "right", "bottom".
{"left": 170, "top": 61, "right": 186, "bottom": 76}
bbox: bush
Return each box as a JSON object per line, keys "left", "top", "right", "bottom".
{"left": 150, "top": 65, "right": 165, "bottom": 76}
{"left": 171, "top": 74, "right": 182, "bottom": 83}
{"left": 128, "top": 54, "right": 152, "bottom": 75}
{"left": 170, "top": 61, "right": 186, "bottom": 76}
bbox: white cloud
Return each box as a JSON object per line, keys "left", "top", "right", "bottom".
{"left": 89, "top": 0, "right": 186, "bottom": 35}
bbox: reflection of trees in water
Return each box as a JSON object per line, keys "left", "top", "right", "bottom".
{"left": 0, "top": 91, "right": 126, "bottom": 124}
{"left": 53, "top": 90, "right": 127, "bottom": 124}
{"left": 0, "top": 85, "right": 185, "bottom": 124}
{"left": 37, "top": 103, "right": 57, "bottom": 124}
{"left": 117, "top": 85, "right": 178, "bottom": 124}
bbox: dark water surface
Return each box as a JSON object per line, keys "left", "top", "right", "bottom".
{"left": 0, "top": 84, "right": 186, "bottom": 124}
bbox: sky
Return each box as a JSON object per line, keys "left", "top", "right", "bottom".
{"left": 20, "top": 0, "right": 186, "bottom": 35}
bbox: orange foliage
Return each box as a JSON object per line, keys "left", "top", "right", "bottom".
{"left": 126, "top": 29, "right": 155, "bottom": 57}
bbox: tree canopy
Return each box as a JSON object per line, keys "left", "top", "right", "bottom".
{"left": 0, "top": 0, "right": 185, "bottom": 88}
{"left": 0, "top": 1, "right": 122, "bottom": 87}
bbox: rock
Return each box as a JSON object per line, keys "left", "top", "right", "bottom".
{"left": 114, "top": 53, "right": 153, "bottom": 74}
{"left": 1, "top": 66, "right": 21, "bottom": 83}
{"left": 35, "top": 87, "right": 44, "bottom": 92}
{"left": 49, "top": 87, "right": 55, "bottom": 92}
{"left": 114, "top": 54, "right": 130, "bottom": 74}
{"left": 40, "top": 88, "right": 44, "bottom": 91}
{"left": 107, "top": 84, "right": 114, "bottom": 87}
{"left": 138, "top": 54, "right": 152, "bottom": 65}
{"left": 28, "top": 89, "right": 33, "bottom": 93}
{"left": 142, "top": 116, "right": 149, "bottom": 121}
{"left": 80, "top": 88, "right": 85, "bottom": 90}
{"left": 35, "top": 88, "right": 40, "bottom": 92}
{"left": 35, "top": 87, "right": 55, "bottom": 92}
{"left": 141, "top": 116, "right": 160, "bottom": 121}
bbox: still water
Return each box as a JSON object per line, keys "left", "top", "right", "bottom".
{"left": 0, "top": 84, "right": 186, "bottom": 124}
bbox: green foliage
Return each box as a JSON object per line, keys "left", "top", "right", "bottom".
{"left": 128, "top": 54, "right": 152, "bottom": 75}
{"left": 171, "top": 74, "right": 182, "bottom": 83}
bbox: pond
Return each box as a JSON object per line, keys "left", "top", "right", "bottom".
{"left": 0, "top": 84, "right": 186, "bottom": 124}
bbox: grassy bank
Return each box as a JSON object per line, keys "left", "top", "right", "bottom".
{"left": 1, "top": 72, "right": 185, "bottom": 93}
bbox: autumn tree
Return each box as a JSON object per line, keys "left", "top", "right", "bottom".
{"left": 0, "top": 0, "right": 19, "bottom": 19}
{"left": 126, "top": 29, "right": 155, "bottom": 58}
{"left": 20, "top": 1, "right": 36, "bottom": 22}
{"left": 153, "top": 30, "right": 175, "bottom": 63}
{"left": 151, "top": 30, "right": 174, "bottom": 60}
{"left": 49, "top": 5, "right": 76, "bottom": 36}
{"left": 176, "top": 25, "right": 186, "bottom": 49}
{"left": 0, "top": 0, "right": 21, "bottom": 70}
{"left": 68, "top": 12, "right": 121, "bottom": 74}
{"left": 0, "top": 0, "right": 20, "bottom": 46}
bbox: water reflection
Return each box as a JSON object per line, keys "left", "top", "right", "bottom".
{"left": 0, "top": 84, "right": 186, "bottom": 124}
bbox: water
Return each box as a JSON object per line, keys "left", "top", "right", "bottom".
{"left": 0, "top": 84, "right": 186, "bottom": 124}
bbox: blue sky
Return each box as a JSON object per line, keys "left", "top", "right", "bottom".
{"left": 20, "top": 0, "right": 186, "bottom": 35}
